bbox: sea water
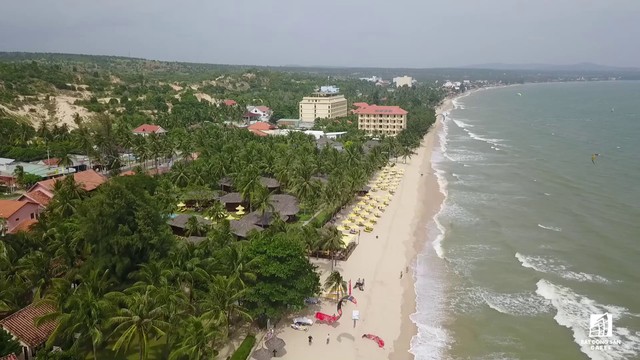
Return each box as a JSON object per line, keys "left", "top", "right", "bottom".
{"left": 411, "top": 81, "right": 640, "bottom": 360}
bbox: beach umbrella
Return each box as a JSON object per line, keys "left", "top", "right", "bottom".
{"left": 265, "top": 337, "right": 286, "bottom": 351}
{"left": 349, "top": 213, "right": 357, "bottom": 219}
{"left": 251, "top": 347, "right": 272, "bottom": 360}
{"left": 272, "top": 348, "right": 287, "bottom": 358}
{"left": 177, "top": 202, "right": 186, "bottom": 208}
{"left": 337, "top": 225, "right": 346, "bottom": 232}
{"left": 226, "top": 214, "right": 237, "bottom": 220}
{"left": 357, "top": 200, "right": 366, "bottom": 206}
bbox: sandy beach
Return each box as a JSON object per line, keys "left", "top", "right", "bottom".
{"left": 270, "top": 100, "right": 452, "bottom": 360}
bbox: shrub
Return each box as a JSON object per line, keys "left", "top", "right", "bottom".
{"left": 229, "top": 334, "right": 256, "bottom": 360}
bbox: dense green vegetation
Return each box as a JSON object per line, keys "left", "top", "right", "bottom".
{"left": 229, "top": 335, "right": 256, "bottom": 360}
{"left": 0, "top": 54, "right": 440, "bottom": 359}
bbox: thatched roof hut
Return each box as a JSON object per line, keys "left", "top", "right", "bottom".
{"left": 229, "top": 220, "right": 264, "bottom": 238}
{"left": 270, "top": 194, "right": 300, "bottom": 217}
{"left": 168, "top": 214, "right": 212, "bottom": 232}
{"left": 244, "top": 211, "right": 289, "bottom": 227}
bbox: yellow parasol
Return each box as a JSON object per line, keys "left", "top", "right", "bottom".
{"left": 177, "top": 202, "right": 186, "bottom": 208}
{"left": 357, "top": 200, "right": 366, "bottom": 206}
{"left": 226, "top": 214, "right": 236, "bottom": 220}
{"left": 235, "top": 205, "right": 245, "bottom": 216}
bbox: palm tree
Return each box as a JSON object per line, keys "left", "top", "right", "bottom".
{"left": 185, "top": 216, "right": 206, "bottom": 237}
{"left": 108, "top": 288, "right": 169, "bottom": 360}
{"left": 400, "top": 146, "right": 415, "bottom": 164}
{"left": 324, "top": 271, "right": 347, "bottom": 300}
{"left": 37, "top": 269, "right": 114, "bottom": 359}
{"left": 319, "top": 226, "right": 344, "bottom": 271}
{"left": 201, "top": 275, "right": 251, "bottom": 334}
{"left": 169, "top": 315, "right": 222, "bottom": 360}
{"left": 250, "top": 185, "right": 274, "bottom": 220}
{"left": 204, "top": 201, "right": 227, "bottom": 223}
{"left": 0, "top": 327, "right": 21, "bottom": 358}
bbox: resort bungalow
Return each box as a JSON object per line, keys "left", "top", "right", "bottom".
{"left": 218, "top": 177, "right": 280, "bottom": 193}
{"left": 132, "top": 124, "right": 167, "bottom": 136}
{"left": 19, "top": 170, "right": 107, "bottom": 207}
{"left": 243, "top": 211, "right": 289, "bottom": 228}
{"left": 229, "top": 219, "right": 264, "bottom": 239}
{"left": 167, "top": 214, "right": 212, "bottom": 237}
{"left": 270, "top": 194, "right": 300, "bottom": 221}
{"left": 246, "top": 121, "right": 276, "bottom": 137}
{"left": 242, "top": 112, "right": 261, "bottom": 124}
{"left": 0, "top": 200, "right": 41, "bottom": 235}
{"left": 222, "top": 99, "right": 237, "bottom": 106}
{"left": 218, "top": 192, "right": 246, "bottom": 212}
{"left": 0, "top": 303, "right": 57, "bottom": 360}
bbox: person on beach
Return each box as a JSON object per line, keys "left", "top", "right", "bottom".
{"left": 273, "top": 349, "right": 277, "bottom": 357}
{"left": 308, "top": 335, "right": 313, "bottom": 345}
{"left": 326, "top": 333, "right": 330, "bottom": 344}
{"left": 400, "top": 271, "right": 403, "bottom": 279}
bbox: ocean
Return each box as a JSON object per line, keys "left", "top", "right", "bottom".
{"left": 411, "top": 81, "right": 640, "bottom": 360}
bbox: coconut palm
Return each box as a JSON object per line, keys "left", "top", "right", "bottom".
{"left": 169, "top": 315, "right": 223, "bottom": 360}
{"left": 108, "top": 288, "right": 169, "bottom": 360}
{"left": 324, "top": 271, "right": 348, "bottom": 299}
{"left": 250, "top": 185, "right": 274, "bottom": 220}
{"left": 185, "top": 216, "right": 207, "bottom": 237}
{"left": 319, "top": 226, "right": 344, "bottom": 271}
{"left": 204, "top": 201, "right": 227, "bottom": 222}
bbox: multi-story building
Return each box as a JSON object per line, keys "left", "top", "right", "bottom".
{"left": 299, "top": 87, "right": 348, "bottom": 121}
{"left": 393, "top": 76, "right": 414, "bottom": 88}
{"left": 354, "top": 104, "right": 408, "bottom": 136}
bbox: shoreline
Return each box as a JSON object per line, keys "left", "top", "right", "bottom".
{"left": 272, "top": 98, "right": 453, "bottom": 359}
{"left": 389, "top": 98, "right": 450, "bottom": 360}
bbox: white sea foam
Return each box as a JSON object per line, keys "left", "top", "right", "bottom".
{"left": 452, "top": 118, "right": 474, "bottom": 129}
{"left": 410, "top": 226, "right": 450, "bottom": 359}
{"left": 466, "top": 130, "right": 506, "bottom": 148}
{"left": 538, "top": 223, "right": 562, "bottom": 232}
{"left": 516, "top": 253, "right": 611, "bottom": 284}
{"left": 536, "top": 279, "right": 640, "bottom": 360}
{"left": 481, "top": 290, "right": 553, "bottom": 316}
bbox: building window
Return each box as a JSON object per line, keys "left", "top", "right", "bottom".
{"left": 31, "top": 213, "right": 35, "bottom": 219}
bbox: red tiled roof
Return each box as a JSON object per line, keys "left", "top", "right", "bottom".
{"left": 119, "top": 170, "right": 136, "bottom": 176}
{"left": 42, "top": 158, "right": 60, "bottom": 166}
{"left": 243, "top": 112, "right": 260, "bottom": 118}
{"left": 132, "top": 124, "right": 166, "bottom": 134}
{"left": 0, "top": 200, "right": 30, "bottom": 219}
{"left": 34, "top": 170, "right": 107, "bottom": 193}
{"left": 353, "top": 105, "right": 408, "bottom": 115}
{"left": 353, "top": 102, "right": 369, "bottom": 108}
{"left": 10, "top": 218, "right": 38, "bottom": 234}
{"left": 21, "top": 190, "right": 52, "bottom": 207}
{"left": 223, "top": 99, "right": 237, "bottom": 106}
{"left": 248, "top": 122, "right": 275, "bottom": 131}
{"left": 249, "top": 129, "right": 269, "bottom": 137}
{"left": 0, "top": 303, "right": 57, "bottom": 347}
{"left": 0, "top": 354, "right": 18, "bottom": 360}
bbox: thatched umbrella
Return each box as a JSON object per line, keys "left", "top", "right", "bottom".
{"left": 272, "top": 347, "right": 287, "bottom": 358}
{"left": 251, "top": 347, "right": 272, "bottom": 360}
{"left": 265, "top": 336, "right": 286, "bottom": 351}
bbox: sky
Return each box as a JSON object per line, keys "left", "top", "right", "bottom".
{"left": 1, "top": 0, "right": 639, "bottom": 68}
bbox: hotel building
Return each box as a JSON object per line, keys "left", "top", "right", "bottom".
{"left": 299, "top": 87, "right": 348, "bottom": 121}
{"left": 354, "top": 104, "right": 408, "bottom": 136}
